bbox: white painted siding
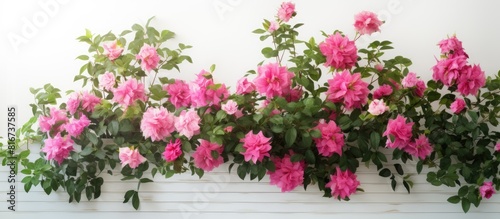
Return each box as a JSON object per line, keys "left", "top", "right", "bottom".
{"left": 2, "top": 0, "right": 500, "bottom": 218}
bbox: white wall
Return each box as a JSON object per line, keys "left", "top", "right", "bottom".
{"left": 1, "top": 0, "right": 500, "bottom": 218}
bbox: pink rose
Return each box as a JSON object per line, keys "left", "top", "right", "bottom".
{"left": 268, "top": 21, "right": 280, "bottom": 33}
{"left": 103, "top": 41, "right": 123, "bottom": 61}
{"left": 236, "top": 77, "right": 256, "bottom": 95}
{"left": 402, "top": 72, "right": 419, "bottom": 88}
{"left": 65, "top": 114, "right": 91, "bottom": 137}
{"left": 479, "top": 182, "right": 495, "bottom": 199}
{"left": 254, "top": 63, "right": 294, "bottom": 98}
{"left": 42, "top": 134, "right": 74, "bottom": 164}
{"left": 368, "top": 99, "right": 389, "bottom": 116}
{"left": 432, "top": 55, "right": 468, "bottom": 86}
{"left": 192, "top": 139, "right": 224, "bottom": 172}
{"left": 354, "top": 11, "right": 383, "bottom": 35}
{"left": 241, "top": 131, "right": 272, "bottom": 164}
{"left": 283, "top": 86, "right": 303, "bottom": 102}
{"left": 224, "top": 126, "right": 234, "bottom": 133}
{"left": 319, "top": 33, "right": 358, "bottom": 70}
{"left": 313, "top": 119, "right": 345, "bottom": 157}
{"left": 326, "top": 167, "right": 360, "bottom": 199}
{"left": 164, "top": 79, "right": 191, "bottom": 108}
{"left": 383, "top": 115, "right": 414, "bottom": 149}
{"left": 119, "top": 147, "right": 146, "bottom": 169}
{"left": 81, "top": 91, "right": 101, "bottom": 112}
{"left": 277, "top": 2, "right": 295, "bottom": 22}
{"left": 140, "top": 107, "right": 175, "bottom": 142}
{"left": 450, "top": 98, "right": 466, "bottom": 114}
{"left": 163, "top": 139, "right": 182, "bottom": 162}
{"left": 414, "top": 80, "right": 426, "bottom": 97}
{"left": 326, "top": 70, "right": 369, "bottom": 110}
{"left": 99, "top": 72, "right": 116, "bottom": 91}
{"left": 113, "top": 78, "right": 147, "bottom": 108}
{"left": 222, "top": 100, "right": 238, "bottom": 115}
{"left": 438, "top": 35, "right": 468, "bottom": 58}
{"left": 404, "top": 134, "right": 433, "bottom": 160}
{"left": 136, "top": 44, "right": 160, "bottom": 73}
{"left": 457, "top": 64, "right": 485, "bottom": 96}
{"left": 66, "top": 92, "right": 80, "bottom": 115}
{"left": 375, "top": 63, "right": 384, "bottom": 72}
{"left": 38, "top": 107, "right": 68, "bottom": 134}
{"left": 190, "top": 70, "right": 229, "bottom": 107}
{"left": 175, "top": 109, "right": 201, "bottom": 140}
{"left": 268, "top": 153, "right": 305, "bottom": 192}
{"left": 495, "top": 143, "right": 500, "bottom": 152}
{"left": 373, "top": 84, "right": 393, "bottom": 99}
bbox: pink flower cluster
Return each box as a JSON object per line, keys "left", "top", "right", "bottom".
{"left": 254, "top": 63, "right": 294, "bottom": 99}
{"left": 402, "top": 72, "right": 426, "bottom": 98}
{"left": 326, "top": 71, "right": 369, "bottom": 110}
{"left": 119, "top": 146, "right": 146, "bottom": 169}
{"left": 319, "top": 33, "right": 358, "bottom": 70}
{"left": 163, "top": 139, "right": 182, "bottom": 162}
{"left": 38, "top": 107, "right": 69, "bottom": 133}
{"left": 192, "top": 139, "right": 224, "bottom": 172}
{"left": 140, "top": 107, "right": 201, "bottom": 142}
{"left": 103, "top": 41, "right": 123, "bottom": 61}
{"left": 136, "top": 44, "right": 160, "bottom": 73}
{"left": 313, "top": 120, "right": 345, "bottom": 157}
{"left": 66, "top": 115, "right": 91, "bottom": 137}
{"left": 326, "top": 167, "right": 360, "bottom": 199}
{"left": 112, "top": 78, "right": 147, "bottom": 108}
{"left": 190, "top": 70, "right": 229, "bottom": 107}
{"left": 268, "top": 153, "right": 305, "bottom": 192}
{"left": 42, "top": 134, "right": 74, "bottom": 165}
{"left": 241, "top": 131, "right": 272, "bottom": 164}
{"left": 67, "top": 91, "right": 101, "bottom": 115}
{"left": 354, "top": 11, "right": 383, "bottom": 35}
{"left": 432, "top": 36, "right": 485, "bottom": 96}
{"left": 383, "top": 115, "right": 433, "bottom": 159}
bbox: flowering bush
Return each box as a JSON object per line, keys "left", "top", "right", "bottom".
{"left": 3, "top": 2, "right": 500, "bottom": 213}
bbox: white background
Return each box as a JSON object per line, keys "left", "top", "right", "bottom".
{"left": 1, "top": 0, "right": 500, "bottom": 218}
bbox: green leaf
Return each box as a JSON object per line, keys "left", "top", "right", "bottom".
{"left": 394, "top": 164, "right": 404, "bottom": 175}
{"left": 458, "top": 186, "right": 468, "bottom": 197}
{"left": 237, "top": 165, "right": 247, "bottom": 180}
{"left": 285, "top": 127, "right": 297, "bottom": 147}
{"left": 108, "top": 120, "right": 119, "bottom": 135}
{"left": 132, "top": 191, "right": 140, "bottom": 210}
{"left": 461, "top": 198, "right": 471, "bottom": 213}
{"left": 304, "top": 150, "right": 315, "bottom": 164}
{"left": 370, "top": 132, "right": 381, "bottom": 147}
{"left": 140, "top": 178, "right": 154, "bottom": 183}
{"left": 76, "top": 55, "right": 89, "bottom": 60}
{"left": 447, "top": 195, "right": 461, "bottom": 204}
{"left": 403, "top": 180, "right": 411, "bottom": 193}
{"left": 290, "top": 154, "right": 304, "bottom": 162}
{"left": 379, "top": 168, "right": 391, "bottom": 177}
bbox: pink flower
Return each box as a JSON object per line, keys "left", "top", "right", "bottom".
{"left": 103, "top": 41, "right": 123, "bottom": 61}
{"left": 414, "top": 80, "right": 426, "bottom": 97}
{"left": 495, "top": 142, "right": 500, "bottom": 152}
{"left": 236, "top": 77, "right": 256, "bottom": 95}
{"left": 268, "top": 154, "right": 305, "bottom": 192}
{"left": 222, "top": 100, "right": 238, "bottom": 115}
{"left": 404, "top": 134, "right": 433, "bottom": 160}
{"left": 402, "top": 72, "right": 419, "bottom": 88}
{"left": 190, "top": 70, "right": 229, "bottom": 107}
{"left": 140, "top": 107, "right": 175, "bottom": 142}
{"left": 254, "top": 63, "right": 294, "bottom": 98}
{"left": 119, "top": 146, "right": 146, "bottom": 169}
{"left": 373, "top": 84, "right": 393, "bottom": 99}
{"left": 432, "top": 55, "right": 468, "bottom": 86}
{"left": 457, "top": 64, "right": 486, "bottom": 96}
{"left": 224, "top": 126, "right": 234, "bottom": 133}
{"left": 163, "top": 139, "right": 182, "bottom": 162}
{"left": 192, "top": 139, "right": 224, "bottom": 172}
{"left": 354, "top": 11, "right": 382, "bottom": 35}
{"left": 99, "top": 72, "right": 116, "bottom": 90}
{"left": 283, "top": 86, "right": 303, "bottom": 102}
{"left": 277, "top": 2, "right": 295, "bottom": 22}
{"left": 450, "top": 98, "right": 466, "bottom": 114}
{"left": 326, "top": 167, "right": 360, "bottom": 199}
{"left": 65, "top": 115, "right": 91, "bottom": 137}
{"left": 438, "top": 36, "right": 467, "bottom": 58}
{"left": 164, "top": 80, "right": 191, "bottom": 108}
{"left": 319, "top": 33, "right": 358, "bottom": 70}
{"left": 375, "top": 63, "right": 384, "bottom": 72}
{"left": 326, "top": 71, "right": 369, "bottom": 110}
{"left": 81, "top": 91, "right": 101, "bottom": 112}
{"left": 241, "top": 131, "right": 272, "bottom": 164}
{"left": 38, "top": 107, "right": 68, "bottom": 134}
{"left": 313, "top": 120, "right": 345, "bottom": 157}
{"left": 479, "top": 182, "right": 495, "bottom": 199}
{"left": 67, "top": 92, "right": 80, "bottom": 115}
{"left": 136, "top": 44, "right": 160, "bottom": 73}
{"left": 42, "top": 134, "right": 74, "bottom": 164}
{"left": 368, "top": 99, "right": 389, "bottom": 116}
{"left": 175, "top": 109, "right": 201, "bottom": 139}
{"left": 206, "top": 83, "right": 229, "bottom": 107}
{"left": 383, "top": 115, "right": 414, "bottom": 149}
{"left": 113, "top": 78, "right": 147, "bottom": 107}
{"left": 268, "top": 21, "right": 280, "bottom": 33}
